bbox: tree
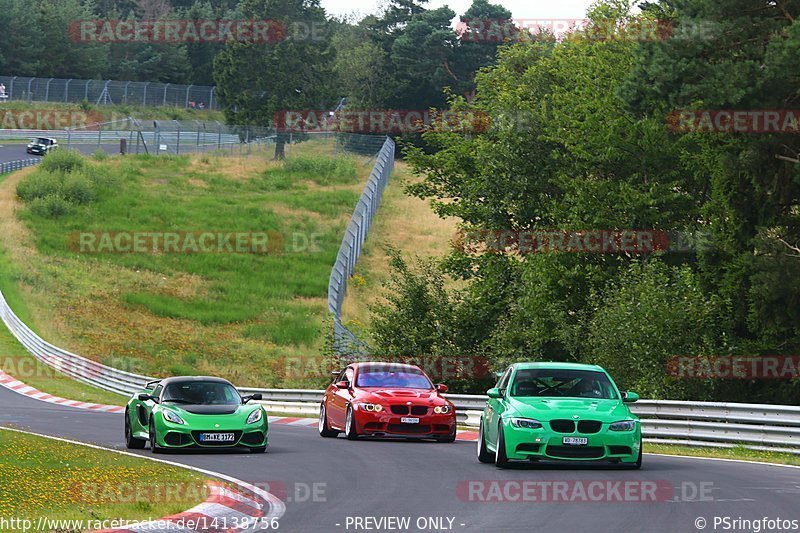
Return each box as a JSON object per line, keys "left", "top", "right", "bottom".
{"left": 213, "top": 0, "right": 335, "bottom": 158}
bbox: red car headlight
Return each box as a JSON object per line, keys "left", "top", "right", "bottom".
{"left": 434, "top": 405, "right": 452, "bottom": 414}
{"left": 359, "top": 403, "right": 384, "bottom": 412}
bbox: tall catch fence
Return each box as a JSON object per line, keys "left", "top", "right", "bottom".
{"left": 0, "top": 76, "right": 217, "bottom": 109}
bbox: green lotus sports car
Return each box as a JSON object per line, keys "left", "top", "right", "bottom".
{"left": 477, "top": 362, "right": 642, "bottom": 469}
{"left": 125, "top": 376, "right": 268, "bottom": 453}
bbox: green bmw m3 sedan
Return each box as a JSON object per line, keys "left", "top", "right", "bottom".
{"left": 477, "top": 362, "right": 642, "bottom": 469}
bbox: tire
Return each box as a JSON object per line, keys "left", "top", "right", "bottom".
{"left": 125, "top": 409, "right": 146, "bottom": 450}
{"left": 494, "top": 421, "right": 510, "bottom": 468}
{"left": 319, "top": 404, "right": 339, "bottom": 438}
{"left": 344, "top": 405, "right": 359, "bottom": 440}
{"left": 631, "top": 437, "right": 643, "bottom": 470}
{"left": 149, "top": 418, "right": 161, "bottom": 454}
{"left": 437, "top": 425, "right": 457, "bottom": 443}
{"left": 477, "top": 420, "right": 493, "bottom": 463}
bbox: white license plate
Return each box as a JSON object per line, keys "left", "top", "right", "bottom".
{"left": 200, "top": 432, "right": 235, "bottom": 442}
{"left": 400, "top": 417, "right": 420, "bottom": 424}
{"left": 563, "top": 437, "right": 588, "bottom": 446}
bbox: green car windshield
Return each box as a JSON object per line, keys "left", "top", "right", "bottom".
{"left": 162, "top": 381, "right": 242, "bottom": 405}
{"left": 508, "top": 369, "right": 619, "bottom": 400}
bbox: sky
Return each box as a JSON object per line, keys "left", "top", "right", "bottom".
{"left": 320, "top": 0, "right": 596, "bottom": 22}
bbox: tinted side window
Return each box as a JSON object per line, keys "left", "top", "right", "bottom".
{"left": 152, "top": 384, "right": 163, "bottom": 399}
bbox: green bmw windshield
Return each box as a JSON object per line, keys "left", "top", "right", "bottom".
{"left": 509, "top": 369, "right": 619, "bottom": 400}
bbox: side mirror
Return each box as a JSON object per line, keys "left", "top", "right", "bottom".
{"left": 138, "top": 393, "right": 156, "bottom": 402}
{"left": 622, "top": 391, "right": 639, "bottom": 403}
{"left": 486, "top": 387, "right": 503, "bottom": 399}
{"left": 335, "top": 381, "right": 350, "bottom": 390}
{"left": 242, "top": 393, "right": 263, "bottom": 403}
{"left": 436, "top": 383, "right": 448, "bottom": 393}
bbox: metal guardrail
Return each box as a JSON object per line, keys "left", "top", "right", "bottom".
{"left": 327, "top": 136, "right": 395, "bottom": 352}
{"left": 0, "top": 158, "right": 40, "bottom": 175}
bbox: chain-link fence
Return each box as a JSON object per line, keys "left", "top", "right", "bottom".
{"left": 0, "top": 76, "right": 217, "bottom": 109}
{"left": 328, "top": 136, "right": 395, "bottom": 354}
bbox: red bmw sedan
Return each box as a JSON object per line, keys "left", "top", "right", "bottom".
{"left": 319, "top": 362, "right": 457, "bottom": 442}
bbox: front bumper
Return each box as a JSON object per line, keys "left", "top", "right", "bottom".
{"left": 354, "top": 408, "right": 455, "bottom": 438}
{"left": 155, "top": 420, "right": 269, "bottom": 449}
{"left": 501, "top": 420, "right": 641, "bottom": 462}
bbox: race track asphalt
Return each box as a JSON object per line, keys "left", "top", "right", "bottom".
{"left": 1, "top": 385, "right": 798, "bottom": 532}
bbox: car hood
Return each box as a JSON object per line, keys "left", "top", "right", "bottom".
{"left": 173, "top": 404, "right": 242, "bottom": 415}
{"left": 359, "top": 388, "right": 447, "bottom": 404}
{"left": 506, "top": 397, "right": 636, "bottom": 421}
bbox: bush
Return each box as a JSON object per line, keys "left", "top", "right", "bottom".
{"left": 29, "top": 194, "right": 72, "bottom": 218}
{"left": 16, "top": 170, "right": 63, "bottom": 202}
{"left": 61, "top": 172, "right": 95, "bottom": 204}
{"left": 39, "top": 150, "right": 85, "bottom": 174}
{"left": 92, "top": 149, "right": 108, "bottom": 161}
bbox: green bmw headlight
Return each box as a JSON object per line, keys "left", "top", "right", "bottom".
{"left": 247, "top": 408, "right": 264, "bottom": 424}
{"left": 509, "top": 417, "right": 543, "bottom": 429}
{"left": 163, "top": 409, "right": 185, "bottom": 425}
{"left": 609, "top": 420, "right": 636, "bottom": 431}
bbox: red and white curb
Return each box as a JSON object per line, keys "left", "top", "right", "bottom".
{"left": 0, "top": 426, "right": 285, "bottom": 533}
{"left": 0, "top": 370, "right": 124, "bottom": 413}
{"left": 96, "top": 481, "right": 275, "bottom": 533}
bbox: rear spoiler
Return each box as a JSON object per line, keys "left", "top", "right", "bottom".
{"left": 144, "top": 379, "right": 161, "bottom": 390}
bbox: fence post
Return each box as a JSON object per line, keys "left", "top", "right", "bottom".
{"left": 27, "top": 78, "right": 35, "bottom": 101}
{"left": 143, "top": 82, "right": 149, "bottom": 106}
{"left": 45, "top": 78, "right": 53, "bottom": 102}
{"left": 163, "top": 83, "right": 169, "bottom": 106}
{"left": 9, "top": 76, "right": 16, "bottom": 100}
{"left": 64, "top": 79, "right": 72, "bottom": 102}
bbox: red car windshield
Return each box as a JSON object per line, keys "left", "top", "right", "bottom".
{"left": 356, "top": 370, "right": 433, "bottom": 389}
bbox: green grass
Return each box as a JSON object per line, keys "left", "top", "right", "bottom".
{"left": 0, "top": 100, "right": 224, "bottom": 132}
{"left": 0, "top": 143, "right": 373, "bottom": 389}
{"left": 645, "top": 442, "right": 800, "bottom": 466}
{"left": 0, "top": 429, "right": 210, "bottom": 523}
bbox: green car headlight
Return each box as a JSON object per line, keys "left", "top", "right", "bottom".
{"left": 609, "top": 420, "right": 636, "bottom": 431}
{"left": 163, "top": 409, "right": 185, "bottom": 425}
{"left": 247, "top": 408, "right": 264, "bottom": 424}
{"left": 509, "top": 417, "right": 543, "bottom": 429}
